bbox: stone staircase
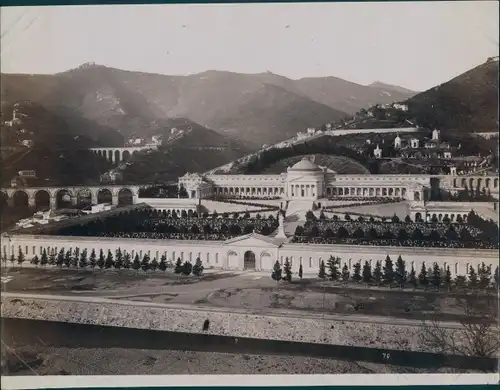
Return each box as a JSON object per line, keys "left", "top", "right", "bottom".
{"left": 285, "top": 200, "right": 314, "bottom": 222}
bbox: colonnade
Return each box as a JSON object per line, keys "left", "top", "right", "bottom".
{"left": 327, "top": 186, "right": 409, "bottom": 199}
{"left": 452, "top": 176, "right": 499, "bottom": 190}
{"left": 213, "top": 186, "right": 284, "bottom": 198}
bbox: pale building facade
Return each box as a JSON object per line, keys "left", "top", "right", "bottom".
{"left": 3, "top": 232, "right": 497, "bottom": 278}
{"left": 180, "top": 158, "right": 429, "bottom": 202}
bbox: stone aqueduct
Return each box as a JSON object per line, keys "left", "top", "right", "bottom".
{"left": 0, "top": 185, "right": 141, "bottom": 210}
{"left": 90, "top": 146, "right": 155, "bottom": 164}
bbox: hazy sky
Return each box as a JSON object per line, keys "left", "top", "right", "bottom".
{"left": 1, "top": 2, "right": 498, "bottom": 91}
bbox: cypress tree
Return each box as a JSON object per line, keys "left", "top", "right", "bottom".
{"left": 418, "top": 262, "right": 428, "bottom": 289}
{"left": 352, "top": 262, "right": 362, "bottom": 282}
{"left": 318, "top": 260, "right": 326, "bottom": 279}
{"left": 408, "top": 265, "right": 417, "bottom": 288}
{"left": 383, "top": 255, "right": 394, "bottom": 284}
{"left": 341, "top": 264, "right": 350, "bottom": 282}
{"left": 431, "top": 262, "right": 441, "bottom": 290}
{"left": 298, "top": 264, "right": 303, "bottom": 280}
{"left": 132, "top": 254, "right": 141, "bottom": 271}
{"left": 150, "top": 257, "right": 159, "bottom": 271}
{"left": 174, "top": 257, "right": 183, "bottom": 274}
{"left": 40, "top": 249, "right": 48, "bottom": 267}
{"left": 123, "top": 253, "right": 132, "bottom": 270}
{"left": 272, "top": 260, "right": 282, "bottom": 282}
{"left": 141, "top": 254, "right": 150, "bottom": 271}
{"left": 283, "top": 257, "right": 292, "bottom": 282}
{"left": 56, "top": 248, "right": 65, "bottom": 267}
{"left": 16, "top": 247, "right": 25, "bottom": 267}
{"left": 9, "top": 252, "right": 15, "bottom": 267}
{"left": 478, "top": 262, "right": 491, "bottom": 290}
{"left": 181, "top": 261, "right": 192, "bottom": 275}
{"left": 72, "top": 248, "right": 80, "bottom": 268}
{"left": 373, "top": 260, "right": 382, "bottom": 284}
{"left": 115, "top": 248, "right": 123, "bottom": 270}
{"left": 79, "top": 249, "right": 88, "bottom": 269}
{"left": 494, "top": 266, "right": 500, "bottom": 289}
{"left": 31, "top": 255, "right": 40, "bottom": 267}
{"left": 70, "top": 248, "right": 80, "bottom": 268}
{"left": 105, "top": 250, "right": 114, "bottom": 269}
{"left": 192, "top": 257, "right": 204, "bottom": 276}
{"left": 395, "top": 255, "right": 407, "bottom": 287}
{"left": 468, "top": 265, "right": 478, "bottom": 289}
{"left": 64, "top": 250, "right": 72, "bottom": 268}
{"left": 97, "top": 249, "right": 105, "bottom": 269}
{"left": 362, "top": 261, "right": 372, "bottom": 283}
{"left": 89, "top": 249, "right": 97, "bottom": 269}
{"left": 326, "top": 256, "right": 340, "bottom": 281}
{"left": 159, "top": 255, "right": 167, "bottom": 271}
{"left": 444, "top": 266, "right": 452, "bottom": 291}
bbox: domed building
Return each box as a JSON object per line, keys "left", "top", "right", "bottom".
{"left": 179, "top": 154, "right": 430, "bottom": 202}
{"left": 286, "top": 157, "right": 325, "bottom": 200}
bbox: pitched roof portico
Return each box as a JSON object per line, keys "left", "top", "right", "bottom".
{"left": 222, "top": 232, "right": 283, "bottom": 270}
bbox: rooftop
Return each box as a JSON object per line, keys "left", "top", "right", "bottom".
{"left": 289, "top": 158, "right": 321, "bottom": 172}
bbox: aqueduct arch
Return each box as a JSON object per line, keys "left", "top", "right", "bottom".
{"left": 34, "top": 190, "right": 50, "bottom": 210}
{"left": 55, "top": 189, "right": 73, "bottom": 209}
{"left": 12, "top": 190, "right": 29, "bottom": 207}
{"left": 117, "top": 188, "right": 134, "bottom": 206}
{"left": 77, "top": 188, "right": 93, "bottom": 206}
{"left": 97, "top": 188, "right": 113, "bottom": 204}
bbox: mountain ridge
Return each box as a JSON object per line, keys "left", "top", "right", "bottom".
{"left": 404, "top": 59, "right": 499, "bottom": 134}
{"left": 1, "top": 64, "right": 417, "bottom": 146}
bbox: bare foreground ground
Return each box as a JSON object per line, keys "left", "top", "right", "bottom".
{"left": 2, "top": 267, "right": 497, "bottom": 375}
{"left": 3, "top": 346, "right": 472, "bottom": 375}
{"left": 2, "top": 267, "right": 495, "bottom": 323}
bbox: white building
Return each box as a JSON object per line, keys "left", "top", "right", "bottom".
{"left": 394, "top": 135, "right": 402, "bottom": 149}
{"left": 179, "top": 157, "right": 428, "bottom": 202}
{"left": 393, "top": 103, "right": 408, "bottom": 111}
{"left": 373, "top": 144, "right": 383, "bottom": 159}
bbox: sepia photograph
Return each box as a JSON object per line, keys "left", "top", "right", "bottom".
{"left": 0, "top": 0, "right": 499, "bottom": 380}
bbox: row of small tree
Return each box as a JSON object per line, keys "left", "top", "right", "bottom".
{"left": 2, "top": 247, "right": 205, "bottom": 276}
{"left": 271, "top": 254, "right": 500, "bottom": 291}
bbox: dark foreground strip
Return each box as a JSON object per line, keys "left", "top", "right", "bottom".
{"left": 3, "top": 318, "right": 497, "bottom": 372}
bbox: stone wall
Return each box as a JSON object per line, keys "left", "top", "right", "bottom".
{"left": 1, "top": 295, "right": 466, "bottom": 354}
{"left": 4, "top": 234, "right": 498, "bottom": 276}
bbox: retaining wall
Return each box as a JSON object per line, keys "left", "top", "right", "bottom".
{"left": 1, "top": 295, "right": 472, "bottom": 355}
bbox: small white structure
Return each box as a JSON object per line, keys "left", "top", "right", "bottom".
{"left": 373, "top": 144, "right": 382, "bottom": 159}
{"left": 394, "top": 135, "right": 402, "bottom": 149}
{"left": 393, "top": 103, "right": 408, "bottom": 111}
{"left": 410, "top": 138, "right": 420, "bottom": 149}
{"left": 432, "top": 129, "right": 440, "bottom": 141}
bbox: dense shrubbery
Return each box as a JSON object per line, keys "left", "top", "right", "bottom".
{"left": 292, "top": 211, "right": 498, "bottom": 249}
{"left": 51, "top": 209, "right": 280, "bottom": 240}
{"left": 212, "top": 195, "right": 281, "bottom": 201}
{"left": 322, "top": 198, "right": 402, "bottom": 210}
